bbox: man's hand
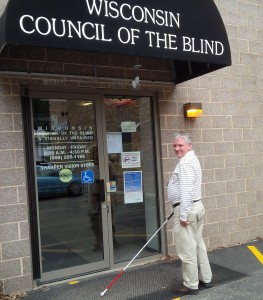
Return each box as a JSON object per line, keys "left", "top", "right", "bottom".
{"left": 180, "top": 220, "right": 190, "bottom": 227}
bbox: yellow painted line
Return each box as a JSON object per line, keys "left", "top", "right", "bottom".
{"left": 172, "top": 298, "right": 180, "bottom": 300}
{"left": 68, "top": 280, "right": 79, "bottom": 285}
{"left": 247, "top": 246, "right": 263, "bottom": 264}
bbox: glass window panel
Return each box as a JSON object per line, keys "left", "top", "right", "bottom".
{"left": 104, "top": 96, "right": 161, "bottom": 264}
{"left": 32, "top": 98, "right": 104, "bottom": 273}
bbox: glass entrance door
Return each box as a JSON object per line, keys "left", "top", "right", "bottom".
{"left": 29, "top": 91, "right": 162, "bottom": 282}
{"left": 32, "top": 95, "right": 110, "bottom": 281}
{"left": 104, "top": 96, "right": 161, "bottom": 264}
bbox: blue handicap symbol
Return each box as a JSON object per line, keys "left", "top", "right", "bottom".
{"left": 81, "top": 170, "right": 94, "bottom": 184}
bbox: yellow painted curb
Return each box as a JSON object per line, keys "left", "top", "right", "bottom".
{"left": 247, "top": 246, "right": 263, "bottom": 264}
{"left": 68, "top": 280, "right": 79, "bottom": 285}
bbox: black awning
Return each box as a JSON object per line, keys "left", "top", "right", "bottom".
{"left": 0, "top": 0, "right": 231, "bottom": 83}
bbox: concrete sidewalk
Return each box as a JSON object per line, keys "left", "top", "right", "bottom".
{"left": 21, "top": 240, "right": 263, "bottom": 300}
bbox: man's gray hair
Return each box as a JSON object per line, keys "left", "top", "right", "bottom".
{"left": 174, "top": 131, "right": 192, "bottom": 144}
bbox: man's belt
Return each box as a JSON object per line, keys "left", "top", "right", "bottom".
{"left": 172, "top": 199, "right": 200, "bottom": 208}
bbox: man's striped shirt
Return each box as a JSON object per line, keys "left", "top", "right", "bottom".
{"left": 167, "top": 150, "right": 202, "bottom": 221}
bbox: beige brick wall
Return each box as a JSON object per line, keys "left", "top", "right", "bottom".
{"left": 163, "top": 0, "right": 263, "bottom": 253}
{"left": 0, "top": 76, "right": 33, "bottom": 294}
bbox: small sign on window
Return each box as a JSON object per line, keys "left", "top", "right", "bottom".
{"left": 81, "top": 170, "right": 94, "bottom": 184}
{"left": 121, "top": 121, "right": 137, "bottom": 132}
{"left": 121, "top": 151, "right": 141, "bottom": 168}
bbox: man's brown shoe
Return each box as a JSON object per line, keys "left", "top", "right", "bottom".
{"left": 172, "top": 284, "right": 198, "bottom": 295}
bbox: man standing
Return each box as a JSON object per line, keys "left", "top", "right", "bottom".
{"left": 167, "top": 132, "right": 212, "bottom": 295}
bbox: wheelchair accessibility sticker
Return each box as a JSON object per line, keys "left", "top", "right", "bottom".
{"left": 81, "top": 170, "right": 94, "bottom": 184}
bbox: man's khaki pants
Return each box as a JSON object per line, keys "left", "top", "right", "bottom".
{"left": 173, "top": 201, "right": 212, "bottom": 290}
